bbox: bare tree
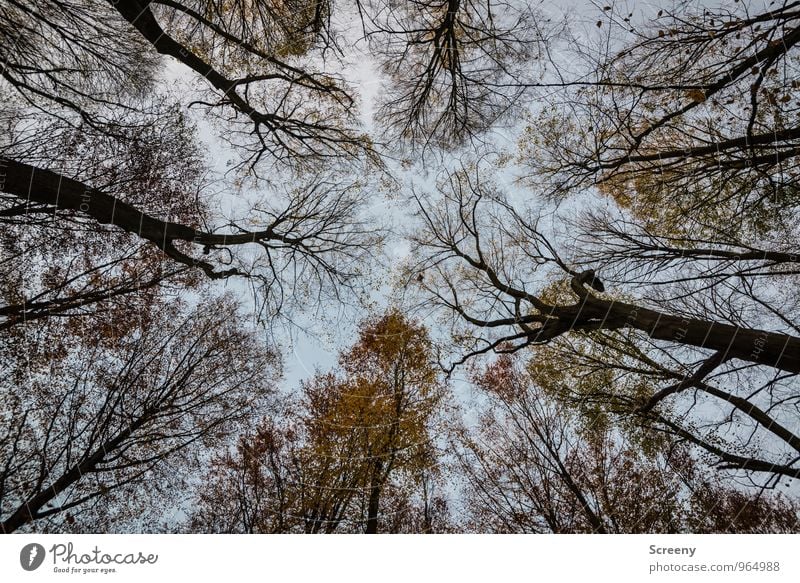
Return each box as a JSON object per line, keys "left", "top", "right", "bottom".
{"left": 522, "top": 1, "right": 800, "bottom": 237}
{"left": 0, "top": 294, "right": 278, "bottom": 533}
{"left": 363, "top": 0, "right": 551, "bottom": 150}
{"left": 1, "top": 0, "right": 372, "bottom": 167}
{"left": 455, "top": 354, "right": 799, "bottom": 533}
{"left": 0, "top": 104, "right": 208, "bottom": 331}
{"left": 409, "top": 164, "right": 800, "bottom": 483}
{"left": 0, "top": 102, "right": 380, "bottom": 324}
{"left": 0, "top": 0, "right": 158, "bottom": 131}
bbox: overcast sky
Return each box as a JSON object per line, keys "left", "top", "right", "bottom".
{"left": 162, "top": 0, "right": 705, "bottom": 392}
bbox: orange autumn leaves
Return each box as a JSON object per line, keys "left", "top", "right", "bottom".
{"left": 193, "top": 310, "right": 445, "bottom": 533}
{"left": 193, "top": 316, "right": 799, "bottom": 533}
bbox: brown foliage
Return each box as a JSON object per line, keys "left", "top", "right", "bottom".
{"left": 455, "top": 355, "right": 800, "bottom": 533}
{"left": 191, "top": 310, "right": 449, "bottom": 533}
{"left": 0, "top": 294, "right": 278, "bottom": 533}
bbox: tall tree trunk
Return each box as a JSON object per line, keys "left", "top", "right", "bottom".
{"left": 365, "top": 460, "right": 383, "bottom": 534}
{"left": 560, "top": 296, "right": 800, "bottom": 374}
{"left": 0, "top": 417, "right": 145, "bottom": 533}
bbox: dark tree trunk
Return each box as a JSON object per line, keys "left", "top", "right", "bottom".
{"left": 0, "top": 157, "right": 287, "bottom": 277}
{"left": 563, "top": 296, "right": 800, "bottom": 374}
{"left": 365, "top": 461, "right": 383, "bottom": 534}
{"left": 0, "top": 417, "right": 144, "bottom": 533}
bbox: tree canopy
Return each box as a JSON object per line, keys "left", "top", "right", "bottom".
{"left": 1, "top": 0, "right": 799, "bottom": 533}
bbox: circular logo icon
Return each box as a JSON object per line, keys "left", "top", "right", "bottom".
{"left": 20, "top": 543, "right": 46, "bottom": 571}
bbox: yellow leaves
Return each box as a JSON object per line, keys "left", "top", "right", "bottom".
{"left": 537, "top": 278, "right": 575, "bottom": 305}
{"left": 343, "top": 310, "right": 438, "bottom": 389}
{"left": 296, "top": 310, "right": 444, "bottom": 514}
{"left": 274, "top": 38, "right": 313, "bottom": 59}
{"left": 596, "top": 174, "right": 635, "bottom": 209}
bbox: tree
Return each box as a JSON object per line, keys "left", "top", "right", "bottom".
{"left": 190, "top": 310, "right": 448, "bottom": 533}
{"left": 507, "top": 2, "right": 800, "bottom": 383}
{"left": 493, "top": 0, "right": 800, "bottom": 489}
{"left": 0, "top": 0, "right": 158, "bottom": 130}
{"left": 363, "top": 0, "right": 551, "bottom": 150}
{"left": 409, "top": 163, "right": 800, "bottom": 483}
{"left": 0, "top": 0, "right": 382, "bottom": 536}
{"left": 1, "top": 0, "right": 370, "bottom": 166}
{"left": 516, "top": 2, "right": 800, "bottom": 354}
{"left": 0, "top": 294, "right": 278, "bottom": 533}
{"left": 4, "top": 0, "right": 799, "bottom": 534}
{"left": 0, "top": 82, "right": 288, "bottom": 532}
{"left": 1, "top": 1, "right": 383, "bottom": 325}
{"left": 0, "top": 105, "right": 379, "bottom": 324}
{"left": 523, "top": 1, "right": 800, "bottom": 210}
{"left": 1, "top": 103, "right": 206, "bottom": 331}
{"left": 188, "top": 414, "right": 300, "bottom": 533}
{"left": 412, "top": 166, "right": 799, "bottom": 373}
{"left": 455, "top": 354, "right": 799, "bottom": 533}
